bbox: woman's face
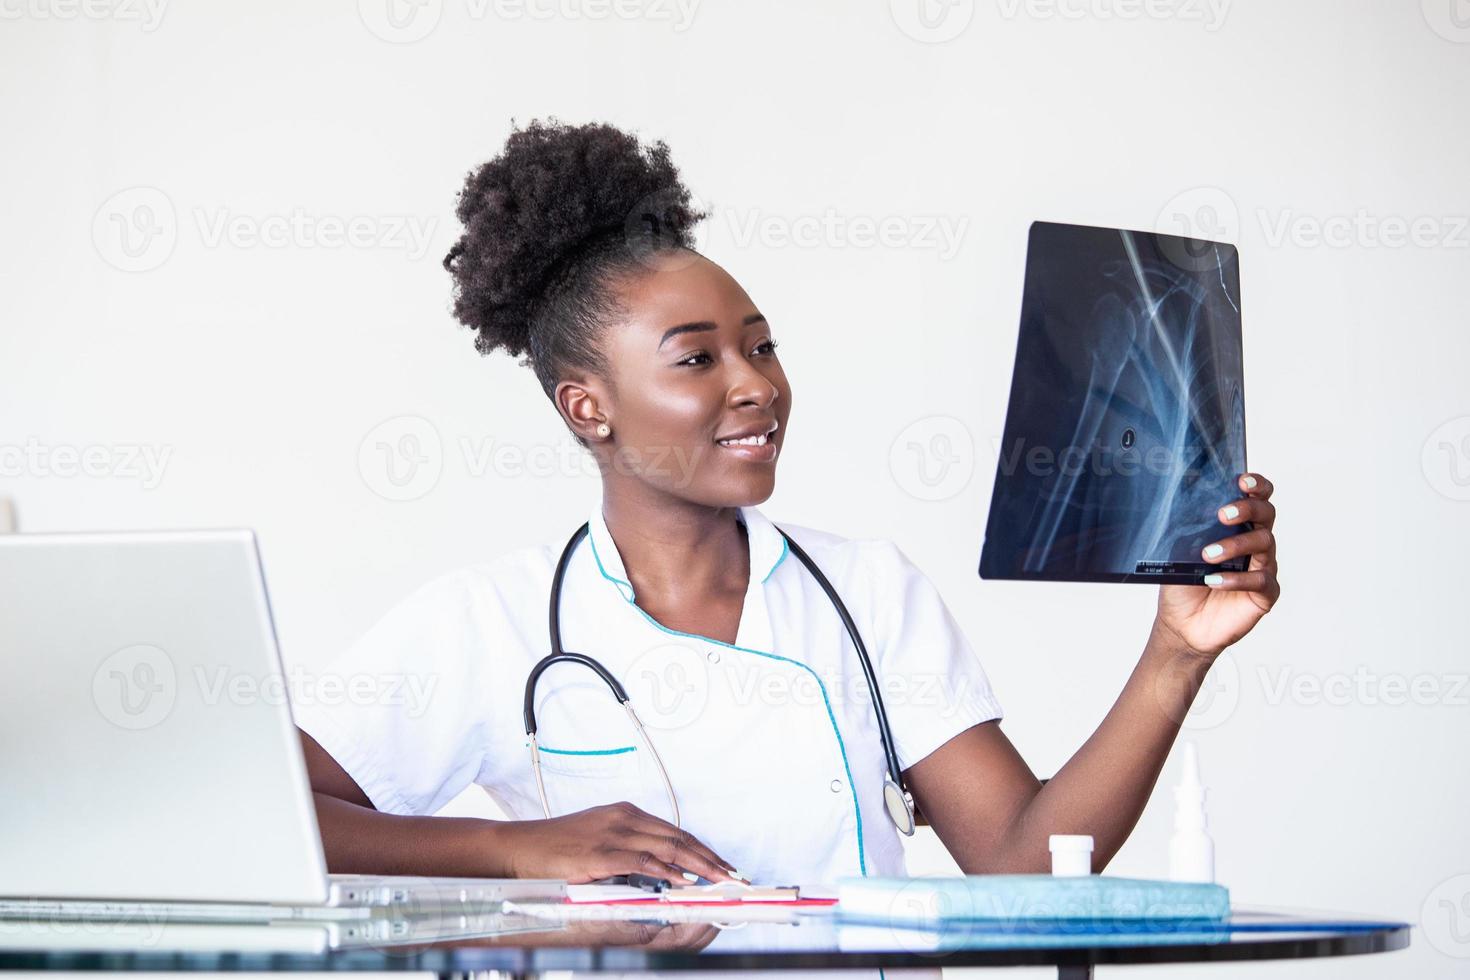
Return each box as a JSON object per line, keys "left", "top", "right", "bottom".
{"left": 589, "top": 251, "right": 791, "bottom": 508}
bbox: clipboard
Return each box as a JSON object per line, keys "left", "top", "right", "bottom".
{"left": 565, "top": 878, "right": 836, "bottom": 907}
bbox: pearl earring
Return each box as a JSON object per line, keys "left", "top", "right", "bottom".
{"left": 596, "top": 423, "right": 611, "bottom": 438}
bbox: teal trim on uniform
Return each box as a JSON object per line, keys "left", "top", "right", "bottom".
{"left": 592, "top": 515, "right": 789, "bottom": 591}
{"left": 761, "top": 535, "right": 790, "bottom": 584}
{"left": 587, "top": 530, "right": 868, "bottom": 877}
{"left": 530, "top": 744, "right": 637, "bottom": 756}
{"left": 589, "top": 534, "right": 635, "bottom": 595}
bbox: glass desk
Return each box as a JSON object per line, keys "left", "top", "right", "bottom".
{"left": 0, "top": 905, "right": 1410, "bottom": 980}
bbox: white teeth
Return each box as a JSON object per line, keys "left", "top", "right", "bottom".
{"left": 719, "top": 434, "right": 768, "bottom": 447}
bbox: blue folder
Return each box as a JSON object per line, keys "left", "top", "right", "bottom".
{"left": 836, "top": 875, "right": 1230, "bottom": 924}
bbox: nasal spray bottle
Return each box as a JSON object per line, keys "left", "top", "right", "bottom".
{"left": 1167, "top": 741, "right": 1215, "bottom": 883}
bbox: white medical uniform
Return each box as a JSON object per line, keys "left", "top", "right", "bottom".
{"left": 294, "top": 502, "right": 1004, "bottom": 889}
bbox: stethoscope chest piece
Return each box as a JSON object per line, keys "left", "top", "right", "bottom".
{"left": 884, "top": 777, "right": 917, "bottom": 837}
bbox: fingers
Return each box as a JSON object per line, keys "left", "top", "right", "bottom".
{"left": 620, "top": 814, "right": 739, "bottom": 882}
{"left": 1202, "top": 527, "right": 1274, "bottom": 566}
{"left": 562, "top": 851, "right": 688, "bottom": 886}
{"left": 1238, "top": 471, "right": 1273, "bottom": 500}
{"left": 1197, "top": 567, "right": 1281, "bottom": 604}
{"left": 1218, "top": 494, "right": 1276, "bottom": 531}
{"left": 1207, "top": 472, "right": 1279, "bottom": 591}
{"left": 620, "top": 829, "right": 738, "bottom": 883}
{"left": 610, "top": 847, "right": 701, "bottom": 886}
{"left": 605, "top": 803, "right": 741, "bottom": 882}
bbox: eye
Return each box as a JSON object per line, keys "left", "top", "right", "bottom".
{"left": 676, "top": 339, "right": 777, "bottom": 367}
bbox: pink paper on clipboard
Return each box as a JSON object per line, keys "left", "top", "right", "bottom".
{"left": 564, "top": 882, "right": 837, "bottom": 907}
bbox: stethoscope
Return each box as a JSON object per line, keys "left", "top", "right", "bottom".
{"left": 523, "top": 522, "right": 918, "bottom": 837}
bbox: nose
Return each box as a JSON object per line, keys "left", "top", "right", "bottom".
{"left": 725, "top": 356, "right": 780, "bottom": 409}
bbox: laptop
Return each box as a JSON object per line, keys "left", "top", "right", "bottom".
{"left": 0, "top": 529, "right": 563, "bottom": 921}
{"left": 979, "top": 220, "right": 1252, "bottom": 584}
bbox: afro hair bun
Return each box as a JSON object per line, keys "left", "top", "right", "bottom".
{"left": 443, "top": 118, "right": 707, "bottom": 362}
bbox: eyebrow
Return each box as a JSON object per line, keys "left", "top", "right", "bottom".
{"left": 658, "top": 313, "right": 767, "bottom": 350}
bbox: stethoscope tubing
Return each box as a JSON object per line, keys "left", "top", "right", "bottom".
{"left": 774, "top": 529, "right": 906, "bottom": 787}
{"left": 526, "top": 520, "right": 913, "bottom": 834}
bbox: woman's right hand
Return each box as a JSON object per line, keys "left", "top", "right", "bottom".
{"left": 494, "top": 801, "right": 742, "bottom": 883}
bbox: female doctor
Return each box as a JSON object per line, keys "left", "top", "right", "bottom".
{"left": 295, "top": 119, "right": 1281, "bottom": 888}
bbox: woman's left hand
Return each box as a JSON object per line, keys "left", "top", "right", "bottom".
{"left": 1155, "top": 471, "right": 1281, "bottom": 659}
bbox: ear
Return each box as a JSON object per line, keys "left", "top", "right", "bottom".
{"left": 555, "top": 378, "right": 609, "bottom": 442}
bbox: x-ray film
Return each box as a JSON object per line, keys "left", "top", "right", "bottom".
{"left": 979, "top": 221, "right": 1250, "bottom": 585}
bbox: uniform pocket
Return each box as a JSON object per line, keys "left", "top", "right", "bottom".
{"left": 534, "top": 744, "right": 639, "bottom": 778}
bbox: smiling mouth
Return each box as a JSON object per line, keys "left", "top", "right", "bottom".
{"left": 717, "top": 433, "right": 771, "bottom": 448}
{"left": 714, "top": 432, "right": 778, "bottom": 461}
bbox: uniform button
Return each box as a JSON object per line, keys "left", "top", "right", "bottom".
{"left": 829, "top": 779, "right": 843, "bottom": 793}
{"left": 707, "top": 650, "right": 721, "bottom": 664}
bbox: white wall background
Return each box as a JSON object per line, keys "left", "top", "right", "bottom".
{"left": 3, "top": 0, "right": 1468, "bottom": 977}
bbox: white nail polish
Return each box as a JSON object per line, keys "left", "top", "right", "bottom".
{"left": 1242, "top": 476, "right": 1257, "bottom": 489}
{"left": 1203, "top": 544, "right": 1224, "bottom": 558}
{"left": 1222, "top": 505, "right": 1239, "bottom": 520}
{"left": 682, "top": 871, "right": 700, "bottom": 882}
{"left": 729, "top": 869, "right": 750, "bottom": 882}
{"left": 1204, "top": 574, "right": 1224, "bottom": 586}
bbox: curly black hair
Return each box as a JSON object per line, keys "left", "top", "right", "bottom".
{"left": 443, "top": 119, "right": 708, "bottom": 431}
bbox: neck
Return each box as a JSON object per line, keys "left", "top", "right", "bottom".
{"left": 600, "top": 485, "right": 750, "bottom": 606}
